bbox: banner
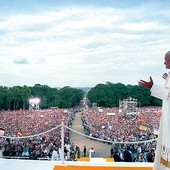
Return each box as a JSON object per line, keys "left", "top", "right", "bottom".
{"left": 106, "top": 112, "right": 116, "bottom": 116}
{"left": 139, "top": 125, "right": 147, "bottom": 131}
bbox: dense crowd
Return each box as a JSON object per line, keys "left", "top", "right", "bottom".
{"left": 81, "top": 106, "right": 161, "bottom": 162}
{"left": 81, "top": 107, "right": 161, "bottom": 142}
{"left": 0, "top": 105, "right": 161, "bottom": 162}
{"left": 0, "top": 108, "right": 76, "bottom": 160}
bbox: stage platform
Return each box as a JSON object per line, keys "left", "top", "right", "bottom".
{"left": 0, "top": 158, "right": 153, "bottom": 170}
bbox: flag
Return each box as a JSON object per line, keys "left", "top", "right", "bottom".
{"left": 101, "top": 117, "right": 107, "bottom": 125}
{"left": 138, "top": 118, "right": 144, "bottom": 122}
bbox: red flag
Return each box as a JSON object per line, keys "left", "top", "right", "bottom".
{"left": 0, "top": 127, "right": 5, "bottom": 136}
{"left": 101, "top": 117, "right": 107, "bottom": 125}
{"left": 138, "top": 118, "right": 144, "bottom": 122}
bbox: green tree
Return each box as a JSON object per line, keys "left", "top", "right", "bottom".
{"left": 87, "top": 82, "right": 162, "bottom": 108}
{"left": 58, "top": 86, "right": 84, "bottom": 108}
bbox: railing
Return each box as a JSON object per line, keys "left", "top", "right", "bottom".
{"left": 2, "top": 156, "right": 51, "bottom": 160}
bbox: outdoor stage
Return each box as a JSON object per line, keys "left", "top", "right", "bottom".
{"left": 0, "top": 158, "right": 153, "bottom": 170}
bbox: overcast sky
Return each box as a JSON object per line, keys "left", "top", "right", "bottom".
{"left": 0, "top": 0, "right": 170, "bottom": 88}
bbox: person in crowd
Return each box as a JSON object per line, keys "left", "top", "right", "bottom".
{"left": 0, "top": 144, "right": 3, "bottom": 158}
{"left": 110, "top": 147, "right": 114, "bottom": 158}
{"left": 113, "top": 148, "right": 123, "bottom": 162}
{"left": 136, "top": 144, "right": 142, "bottom": 162}
{"left": 64, "top": 146, "right": 69, "bottom": 160}
{"left": 83, "top": 146, "right": 86, "bottom": 157}
{"left": 21, "top": 147, "right": 29, "bottom": 157}
{"left": 51, "top": 146, "right": 61, "bottom": 161}
{"left": 123, "top": 146, "right": 132, "bottom": 162}
{"left": 29, "top": 149, "right": 38, "bottom": 160}
{"left": 89, "top": 148, "right": 95, "bottom": 158}
{"left": 147, "top": 148, "right": 155, "bottom": 163}
{"left": 66, "top": 152, "right": 76, "bottom": 161}
{"left": 75, "top": 145, "right": 80, "bottom": 159}
{"left": 138, "top": 153, "right": 146, "bottom": 162}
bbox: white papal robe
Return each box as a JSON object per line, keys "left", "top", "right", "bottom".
{"left": 151, "top": 77, "right": 170, "bottom": 170}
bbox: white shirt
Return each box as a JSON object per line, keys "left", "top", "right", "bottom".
{"left": 51, "top": 150, "right": 60, "bottom": 161}
{"left": 89, "top": 148, "right": 95, "bottom": 158}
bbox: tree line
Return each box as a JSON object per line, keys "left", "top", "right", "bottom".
{"left": 87, "top": 82, "right": 162, "bottom": 107}
{"left": 0, "top": 82, "right": 162, "bottom": 110}
{"left": 0, "top": 84, "right": 84, "bottom": 110}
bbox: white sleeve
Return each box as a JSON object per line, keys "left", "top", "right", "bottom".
{"left": 150, "top": 84, "right": 169, "bottom": 100}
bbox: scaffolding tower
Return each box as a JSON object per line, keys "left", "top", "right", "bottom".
{"left": 119, "top": 97, "right": 138, "bottom": 116}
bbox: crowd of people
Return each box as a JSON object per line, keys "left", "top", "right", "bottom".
{"left": 82, "top": 107, "right": 161, "bottom": 142}
{"left": 0, "top": 108, "right": 77, "bottom": 160}
{"left": 0, "top": 105, "right": 161, "bottom": 162}
{"left": 81, "top": 106, "right": 161, "bottom": 162}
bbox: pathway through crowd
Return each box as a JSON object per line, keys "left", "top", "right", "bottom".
{"left": 69, "top": 112, "right": 112, "bottom": 158}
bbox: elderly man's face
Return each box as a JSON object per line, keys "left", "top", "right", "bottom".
{"left": 164, "top": 56, "right": 170, "bottom": 69}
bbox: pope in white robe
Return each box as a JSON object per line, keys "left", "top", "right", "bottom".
{"left": 139, "top": 51, "right": 170, "bottom": 170}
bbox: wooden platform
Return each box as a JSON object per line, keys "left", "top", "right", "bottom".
{"left": 53, "top": 164, "right": 152, "bottom": 170}
{"left": 53, "top": 158, "right": 153, "bottom": 170}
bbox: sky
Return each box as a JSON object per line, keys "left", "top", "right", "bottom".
{"left": 0, "top": 0, "right": 170, "bottom": 88}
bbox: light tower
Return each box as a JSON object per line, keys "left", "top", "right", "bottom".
{"left": 29, "top": 98, "right": 41, "bottom": 110}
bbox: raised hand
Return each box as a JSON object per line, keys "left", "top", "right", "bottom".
{"left": 138, "top": 76, "right": 153, "bottom": 89}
